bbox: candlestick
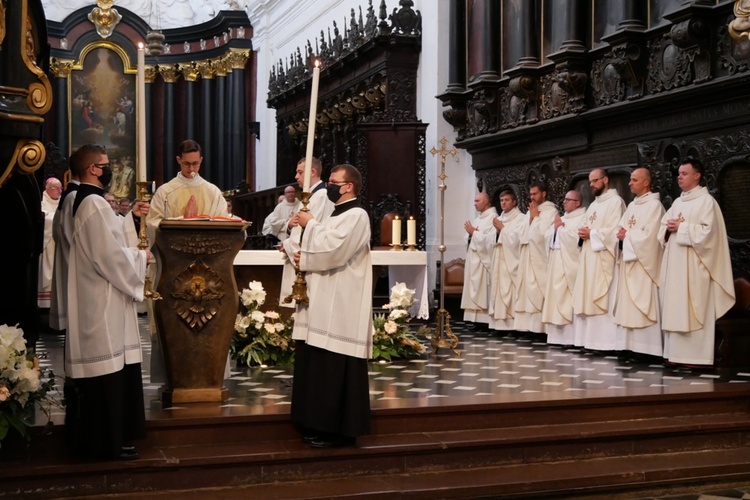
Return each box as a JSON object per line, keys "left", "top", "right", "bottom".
{"left": 136, "top": 43, "right": 147, "bottom": 183}
{"left": 407, "top": 215, "right": 416, "bottom": 246}
{"left": 391, "top": 215, "right": 401, "bottom": 246}
{"left": 302, "top": 60, "right": 321, "bottom": 192}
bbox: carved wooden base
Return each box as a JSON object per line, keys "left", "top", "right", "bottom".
{"left": 160, "top": 386, "right": 229, "bottom": 406}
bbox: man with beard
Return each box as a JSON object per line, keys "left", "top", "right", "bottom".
{"left": 488, "top": 189, "right": 526, "bottom": 332}
{"left": 658, "top": 158, "right": 734, "bottom": 366}
{"left": 514, "top": 181, "right": 558, "bottom": 333}
{"left": 572, "top": 168, "right": 625, "bottom": 351}
{"left": 460, "top": 191, "right": 498, "bottom": 325}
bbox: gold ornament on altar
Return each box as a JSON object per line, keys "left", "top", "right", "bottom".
{"left": 171, "top": 261, "right": 225, "bottom": 331}
{"left": 88, "top": 0, "right": 122, "bottom": 39}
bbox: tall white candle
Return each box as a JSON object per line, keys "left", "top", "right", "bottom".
{"left": 136, "top": 43, "right": 147, "bottom": 183}
{"left": 392, "top": 215, "right": 401, "bottom": 246}
{"left": 407, "top": 215, "right": 416, "bottom": 246}
{"left": 302, "top": 60, "right": 321, "bottom": 192}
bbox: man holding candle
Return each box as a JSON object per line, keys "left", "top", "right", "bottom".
{"left": 289, "top": 163, "right": 372, "bottom": 448}
{"left": 280, "top": 157, "right": 334, "bottom": 307}
{"left": 460, "top": 191, "right": 498, "bottom": 325}
{"left": 145, "top": 139, "right": 228, "bottom": 238}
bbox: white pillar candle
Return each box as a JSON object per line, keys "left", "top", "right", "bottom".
{"left": 302, "top": 61, "right": 321, "bottom": 192}
{"left": 392, "top": 215, "right": 401, "bottom": 246}
{"left": 407, "top": 215, "right": 416, "bottom": 246}
{"left": 136, "top": 43, "right": 147, "bottom": 183}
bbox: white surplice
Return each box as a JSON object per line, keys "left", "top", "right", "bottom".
{"left": 542, "top": 207, "right": 586, "bottom": 345}
{"left": 514, "top": 201, "right": 558, "bottom": 333}
{"left": 461, "top": 206, "right": 499, "bottom": 323}
{"left": 66, "top": 189, "right": 147, "bottom": 378}
{"left": 614, "top": 192, "right": 665, "bottom": 356}
{"left": 280, "top": 181, "right": 334, "bottom": 309}
{"left": 38, "top": 191, "right": 59, "bottom": 308}
{"left": 262, "top": 198, "right": 301, "bottom": 241}
{"left": 658, "top": 186, "right": 735, "bottom": 365}
{"left": 293, "top": 199, "right": 373, "bottom": 359}
{"left": 572, "top": 188, "right": 626, "bottom": 350}
{"left": 50, "top": 183, "right": 79, "bottom": 330}
{"left": 488, "top": 207, "right": 526, "bottom": 331}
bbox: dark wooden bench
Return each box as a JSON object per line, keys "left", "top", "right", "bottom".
{"left": 715, "top": 274, "right": 750, "bottom": 370}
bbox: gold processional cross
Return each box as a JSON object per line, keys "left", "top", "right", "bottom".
{"left": 429, "top": 136, "right": 460, "bottom": 357}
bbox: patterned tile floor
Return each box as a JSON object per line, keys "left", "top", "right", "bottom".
{"left": 33, "top": 317, "right": 750, "bottom": 425}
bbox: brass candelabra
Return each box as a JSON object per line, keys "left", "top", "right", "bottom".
{"left": 283, "top": 191, "right": 311, "bottom": 305}
{"left": 136, "top": 181, "right": 162, "bottom": 301}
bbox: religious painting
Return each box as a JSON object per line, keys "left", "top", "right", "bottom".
{"left": 70, "top": 43, "right": 137, "bottom": 200}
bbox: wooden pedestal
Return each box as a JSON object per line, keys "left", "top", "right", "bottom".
{"left": 153, "top": 220, "right": 247, "bottom": 405}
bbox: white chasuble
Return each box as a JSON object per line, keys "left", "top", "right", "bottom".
{"left": 293, "top": 199, "right": 373, "bottom": 359}
{"left": 461, "top": 206, "right": 498, "bottom": 323}
{"left": 542, "top": 207, "right": 586, "bottom": 345}
{"left": 613, "top": 192, "right": 665, "bottom": 356}
{"left": 514, "top": 201, "right": 558, "bottom": 333}
{"left": 66, "top": 191, "right": 147, "bottom": 379}
{"left": 658, "top": 186, "right": 735, "bottom": 365}
{"left": 280, "top": 182, "right": 334, "bottom": 309}
{"left": 572, "top": 188, "right": 625, "bottom": 350}
{"left": 488, "top": 207, "right": 526, "bottom": 331}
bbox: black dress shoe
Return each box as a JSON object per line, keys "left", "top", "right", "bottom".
{"left": 301, "top": 435, "right": 320, "bottom": 444}
{"left": 308, "top": 436, "right": 355, "bottom": 449}
{"left": 122, "top": 445, "right": 136, "bottom": 452}
{"left": 117, "top": 448, "right": 139, "bottom": 460}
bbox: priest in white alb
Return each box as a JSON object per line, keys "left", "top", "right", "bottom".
{"left": 514, "top": 181, "right": 558, "bottom": 333}
{"left": 613, "top": 168, "right": 665, "bottom": 358}
{"left": 290, "top": 164, "right": 372, "bottom": 448}
{"left": 280, "top": 157, "right": 334, "bottom": 308}
{"left": 262, "top": 185, "right": 301, "bottom": 241}
{"left": 146, "top": 139, "right": 228, "bottom": 241}
{"left": 658, "top": 158, "right": 735, "bottom": 366}
{"left": 489, "top": 189, "right": 526, "bottom": 331}
{"left": 542, "top": 191, "right": 585, "bottom": 345}
{"left": 38, "top": 177, "right": 62, "bottom": 309}
{"left": 460, "top": 191, "right": 498, "bottom": 324}
{"left": 573, "top": 168, "right": 625, "bottom": 350}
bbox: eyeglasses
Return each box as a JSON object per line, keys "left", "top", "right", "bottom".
{"left": 180, "top": 161, "right": 201, "bottom": 168}
{"left": 563, "top": 198, "right": 579, "bottom": 202}
{"left": 328, "top": 181, "right": 351, "bottom": 187}
{"left": 92, "top": 163, "right": 111, "bottom": 169}
{"left": 589, "top": 177, "right": 604, "bottom": 184}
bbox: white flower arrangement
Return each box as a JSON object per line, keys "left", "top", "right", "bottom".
{"left": 372, "top": 282, "right": 427, "bottom": 361}
{"left": 231, "top": 282, "right": 295, "bottom": 367}
{"left": 0, "top": 324, "right": 57, "bottom": 443}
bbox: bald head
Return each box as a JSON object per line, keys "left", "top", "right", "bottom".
{"left": 562, "top": 190, "right": 581, "bottom": 213}
{"left": 45, "top": 178, "right": 62, "bottom": 200}
{"left": 628, "top": 168, "right": 652, "bottom": 197}
{"left": 474, "top": 192, "right": 491, "bottom": 213}
{"left": 283, "top": 185, "right": 297, "bottom": 203}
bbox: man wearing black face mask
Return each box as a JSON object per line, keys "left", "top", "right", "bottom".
{"left": 66, "top": 144, "right": 154, "bottom": 461}
{"left": 288, "top": 164, "right": 373, "bottom": 449}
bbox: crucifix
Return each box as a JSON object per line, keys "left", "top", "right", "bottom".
{"left": 429, "top": 137, "right": 461, "bottom": 357}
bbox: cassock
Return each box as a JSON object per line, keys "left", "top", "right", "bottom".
{"left": 460, "top": 206, "right": 498, "bottom": 323}
{"left": 38, "top": 191, "right": 59, "bottom": 308}
{"left": 65, "top": 183, "right": 148, "bottom": 459}
{"left": 50, "top": 181, "right": 79, "bottom": 331}
{"left": 488, "top": 207, "right": 526, "bottom": 331}
{"left": 542, "top": 207, "right": 586, "bottom": 345}
{"left": 514, "top": 201, "right": 558, "bottom": 333}
{"left": 572, "top": 188, "right": 625, "bottom": 350}
{"left": 614, "top": 192, "right": 665, "bottom": 357}
{"left": 262, "top": 198, "right": 301, "bottom": 241}
{"left": 146, "top": 173, "right": 228, "bottom": 241}
{"left": 658, "top": 186, "right": 735, "bottom": 365}
{"left": 291, "top": 198, "right": 372, "bottom": 438}
{"left": 280, "top": 181, "right": 334, "bottom": 308}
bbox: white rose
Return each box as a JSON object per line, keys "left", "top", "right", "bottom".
{"left": 239, "top": 289, "right": 255, "bottom": 307}
{"left": 264, "top": 311, "right": 280, "bottom": 320}
{"left": 251, "top": 310, "right": 265, "bottom": 324}
{"left": 384, "top": 321, "right": 398, "bottom": 334}
{"left": 389, "top": 309, "right": 408, "bottom": 320}
{"left": 264, "top": 323, "right": 276, "bottom": 334}
{"left": 274, "top": 322, "right": 285, "bottom": 332}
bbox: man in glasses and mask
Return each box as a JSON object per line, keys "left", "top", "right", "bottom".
{"left": 65, "top": 144, "right": 153, "bottom": 460}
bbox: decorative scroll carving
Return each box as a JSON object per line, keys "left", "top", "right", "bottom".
{"left": 0, "top": 139, "right": 45, "bottom": 189}
{"left": 170, "top": 235, "right": 232, "bottom": 255}
{"left": 646, "top": 34, "right": 693, "bottom": 93}
{"left": 718, "top": 16, "right": 750, "bottom": 75}
{"left": 466, "top": 88, "right": 497, "bottom": 136}
{"left": 591, "top": 40, "right": 645, "bottom": 106}
{"left": 87, "top": 0, "right": 122, "bottom": 39}
{"left": 729, "top": 0, "right": 750, "bottom": 39}
{"left": 503, "top": 76, "right": 537, "bottom": 128}
{"left": 171, "top": 261, "right": 225, "bottom": 331}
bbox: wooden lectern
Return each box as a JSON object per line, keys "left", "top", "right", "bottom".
{"left": 153, "top": 220, "right": 246, "bottom": 405}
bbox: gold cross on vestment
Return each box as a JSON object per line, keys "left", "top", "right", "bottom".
{"left": 677, "top": 212, "right": 685, "bottom": 223}
{"left": 628, "top": 215, "right": 637, "bottom": 228}
{"left": 589, "top": 212, "right": 597, "bottom": 224}
{"left": 430, "top": 136, "right": 457, "bottom": 181}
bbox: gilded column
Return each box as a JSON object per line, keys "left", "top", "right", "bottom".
{"left": 159, "top": 64, "right": 180, "bottom": 181}
{"left": 196, "top": 60, "right": 216, "bottom": 185}
{"left": 214, "top": 59, "right": 228, "bottom": 191}
{"left": 145, "top": 66, "right": 157, "bottom": 181}
{"left": 225, "top": 49, "right": 250, "bottom": 189}
{"left": 447, "top": 0, "right": 467, "bottom": 91}
{"left": 49, "top": 58, "right": 73, "bottom": 157}
{"left": 179, "top": 62, "right": 199, "bottom": 145}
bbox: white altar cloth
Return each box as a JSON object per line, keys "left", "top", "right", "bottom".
{"left": 234, "top": 250, "right": 430, "bottom": 319}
